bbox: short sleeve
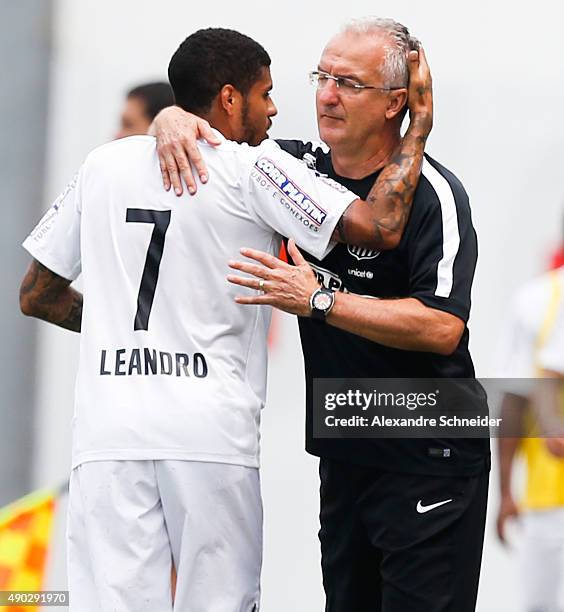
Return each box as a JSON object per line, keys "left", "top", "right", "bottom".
{"left": 240, "top": 140, "right": 357, "bottom": 261}
{"left": 409, "top": 160, "right": 477, "bottom": 323}
{"left": 22, "top": 168, "right": 83, "bottom": 280}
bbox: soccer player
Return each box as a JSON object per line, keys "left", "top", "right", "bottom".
{"left": 19, "top": 28, "right": 432, "bottom": 611}
{"left": 154, "top": 18, "right": 487, "bottom": 612}
{"left": 115, "top": 81, "right": 174, "bottom": 139}
{"left": 497, "top": 239, "right": 564, "bottom": 612}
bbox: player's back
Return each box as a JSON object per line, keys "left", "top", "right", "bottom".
{"left": 76, "top": 135, "right": 280, "bottom": 468}
{"left": 25, "top": 131, "right": 354, "bottom": 468}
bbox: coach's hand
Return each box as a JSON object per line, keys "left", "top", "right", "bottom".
{"left": 151, "top": 106, "right": 220, "bottom": 196}
{"left": 227, "top": 239, "right": 320, "bottom": 317}
{"left": 406, "top": 46, "right": 433, "bottom": 136}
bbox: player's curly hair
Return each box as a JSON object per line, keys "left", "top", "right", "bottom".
{"left": 168, "top": 28, "right": 271, "bottom": 114}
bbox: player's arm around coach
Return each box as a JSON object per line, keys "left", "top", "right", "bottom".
{"left": 152, "top": 48, "right": 433, "bottom": 254}
{"left": 18, "top": 48, "right": 432, "bottom": 335}
{"left": 226, "top": 54, "right": 460, "bottom": 356}
{"left": 149, "top": 47, "right": 451, "bottom": 354}
{"left": 18, "top": 50, "right": 431, "bottom": 332}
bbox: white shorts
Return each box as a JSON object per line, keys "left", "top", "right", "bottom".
{"left": 67, "top": 460, "right": 262, "bottom": 612}
{"left": 522, "top": 507, "right": 564, "bottom": 612}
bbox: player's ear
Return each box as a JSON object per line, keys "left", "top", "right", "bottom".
{"left": 219, "top": 84, "right": 242, "bottom": 117}
{"left": 385, "top": 88, "right": 408, "bottom": 120}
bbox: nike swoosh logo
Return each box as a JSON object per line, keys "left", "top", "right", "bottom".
{"left": 416, "top": 498, "right": 453, "bottom": 514}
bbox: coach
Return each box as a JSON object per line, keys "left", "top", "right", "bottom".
{"left": 155, "top": 18, "right": 489, "bottom": 612}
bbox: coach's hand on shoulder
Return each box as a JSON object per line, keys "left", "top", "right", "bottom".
{"left": 151, "top": 106, "right": 221, "bottom": 196}
{"left": 406, "top": 46, "right": 433, "bottom": 137}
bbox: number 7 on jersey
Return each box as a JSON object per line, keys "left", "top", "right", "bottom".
{"left": 126, "top": 209, "right": 171, "bottom": 331}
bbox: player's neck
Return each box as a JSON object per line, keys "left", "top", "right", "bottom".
{"left": 330, "top": 130, "right": 401, "bottom": 180}
{"left": 200, "top": 110, "right": 234, "bottom": 141}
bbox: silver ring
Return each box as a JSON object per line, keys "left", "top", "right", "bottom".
{"left": 258, "top": 279, "right": 265, "bottom": 291}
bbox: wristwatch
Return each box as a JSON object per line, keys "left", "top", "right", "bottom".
{"left": 310, "top": 288, "right": 335, "bottom": 321}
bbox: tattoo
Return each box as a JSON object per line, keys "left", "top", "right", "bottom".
{"left": 19, "top": 260, "right": 40, "bottom": 297}
{"left": 20, "top": 260, "right": 82, "bottom": 332}
{"left": 59, "top": 293, "right": 83, "bottom": 332}
{"left": 335, "top": 115, "right": 429, "bottom": 250}
{"left": 335, "top": 215, "right": 348, "bottom": 243}
{"left": 365, "top": 122, "right": 427, "bottom": 247}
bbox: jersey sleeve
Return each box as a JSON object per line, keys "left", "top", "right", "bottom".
{"left": 240, "top": 140, "right": 357, "bottom": 261}
{"left": 22, "top": 168, "right": 83, "bottom": 280}
{"left": 408, "top": 165, "right": 477, "bottom": 323}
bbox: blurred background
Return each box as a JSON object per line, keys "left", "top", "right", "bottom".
{"left": 2, "top": 0, "right": 563, "bottom": 610}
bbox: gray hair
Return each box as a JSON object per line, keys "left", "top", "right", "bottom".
{"left": 341, "top": 17, "right": 420, "bottom": 88}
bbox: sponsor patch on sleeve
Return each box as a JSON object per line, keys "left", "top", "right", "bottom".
{"left": 27, "top": 173, "right": 79, "bottom": 243}
{"left": 51, "top": 172, "right": 79, "bottom": 213}
{"left": 254, "top": 157, "right": 328, "bottom": 226}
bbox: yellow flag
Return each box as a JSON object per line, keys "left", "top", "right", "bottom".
{"left": 0, "top": 489, "right": 56, "bottom": 611}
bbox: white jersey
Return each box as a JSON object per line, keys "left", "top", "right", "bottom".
{"left": 497, "top": 267, "right": 564, "bottom": 394}
{"left": 23, "top": 133, "right": 357, "bottom": 468}
{"left": 537, "top": 270, "right": 564, "bottom": 375}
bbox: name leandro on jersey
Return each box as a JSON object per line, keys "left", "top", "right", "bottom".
{"left": 99, "top": 347, "right": 208, "bottom": 378}
{"left": 254, "top": 157, "right": 327, "bottom": 227}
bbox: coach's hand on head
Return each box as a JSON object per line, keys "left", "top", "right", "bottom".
{"left": 151, "top": 106, "right": 220, "bottom": 196}
{"left": 406, "top": 45, "right": 433, "bottom": 134}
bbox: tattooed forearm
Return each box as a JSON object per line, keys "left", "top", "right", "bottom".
{"left": 349, "top": 114, "right": 430, "bottom": 250}
{"left": 334, "top": 215, "right": 348, "bottom": 244}
{"left": 367, "top": 114, "right": 430, "bottom": 235}
{"left": 20, "top": 260, "right": 82, "bottom": 332}
{"left": 331, "top": 114, "right": 430, "bottom": 251}
{"left": 54, "top": 292, "right": 83, "bottom": 332}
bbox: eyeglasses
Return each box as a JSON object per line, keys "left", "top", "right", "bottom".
{"left": 308, "top": 70, "right": 403, "bottom": 96}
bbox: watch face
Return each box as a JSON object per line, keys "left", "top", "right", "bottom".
{"left": 313, "top": 292, "right": 333, "bottom": 311}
